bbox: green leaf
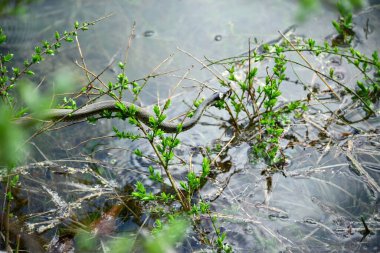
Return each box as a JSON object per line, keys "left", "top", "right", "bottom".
{"left": 158, "top": 114, "right": 166, "bottom": 123}
{"left": 176, "top": 123, "right": 183, "bottom": 133}
{"left": 65, "top": 37, "right": 74, "bottom": 42}
{"left": 3, "top": 54, "right": 13, "bottom": 62}
{"left": 201, "top": 157, "right": 210, "bottom": 178}
{"left": 180, "top": 181, "right": 189, "bottom": 192}
{"left": 34, "top": 46, "right": 41, "bottom": 54}
{"left": 10, "top": 175, "right": 19, "bottom": 186}
{"left": 87, "top": 116, "right": 97, "bottom": 123}
{"left": 12, "top": 67, "right": 20, "bottom": 76}
{"left": 0, "top": 33, "right": 7, "bottom": 44}
{"left": 248, "top": 67, "right": 258, "bottom": 80}
{"left": 372, "top": 51, "right": 378, "bottom": 62}
{"left": 26, "top": 70, "right": 35, "bottom": 76}
{"left": 163, "top": 99, "right": 171, "bottom": 110}
{"left": 194, "top": 98, "right": 204, "bottom": 108}
{"left": 357, "top": 81, "right": 366, "bottom": 91}
{"left": 149, "top": 116, "right": 157, "bottom": 127}
{"left": 46, "top": 49, "right": 55, "bottom": 55}
{"left": 329, "top": 68, "right": 334, "bottom": 78}
{"left": 134, "top": 149, "right": 143, "bottom": 157}
{"left": 129, "top": 117, "right": 138, "bottom": 125}
{"left": 32, "top": 54, "right": 42, "bottom": 63}
{"left": 42, "top": 40, "right": 50, "bottom": 48}
{"left": 153, "top": 105, "right": 160, "bottom": 117}
{"left": 332, "top": 20, "right": 342, "bottom": 33}
{"left": 148, "top": 165, "right": 154, "bottom": 175}
{"left": 115, "top": 101, "right": 127, "bottom": 113}
{"left": 136, "top": 181, "right": 145, "bottom": 193}
{"left": 307, "top": 38, "right": 315, "bottom": 49}
{"left": 263, "top": 44, "right": 270, "bottom": 52}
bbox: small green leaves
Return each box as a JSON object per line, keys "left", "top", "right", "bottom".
{"left": 191, "top": 201, "right": 210, "bottom": 215}
{"left": 329, "top": 68, "right": 335, "bottom": 78}
{"left": 153, "top": 104, "right": 161, "bottom": 117}
{"left": 46, "top": 49, "right": 55, "bottom": 55}
{"left": 117, "top": 73, "right": 128, "bottom": 85}
{"left": 12, "top": 67, "right": 20, "bottom": 77}
{"left": 180, "top": 181, "right": 189, "bottom": 193}
{"left": 0, "top": 19, "right": 96, "bottom": 99}
{"left": 163, "top": 99, "right": 171, "bottom": 110}
{"left": 65, "top": 37, "right": 74, "bottom": 42}
{"left": 307, "top": 38, "right": 315, "bottom": 49}
{"left": 34, "top": 46, "right": 41, "bottom": 54}
{"left": 216, "top": 232, "right": 232, "bottom": 253}
{"left": 108, "top": 81, "right": 114, "bottom": 90}
{"left": 159, "top": 192, "right": 175, "bottom": 203}
{"left": 10, "top": 175, "right": 19, "bottom": 187}
{"left": 152, "top": 219, "right": 163, "bottom": 233}
{"left": 148, "top": 166, "right": 163, "bottom": 183}
{"left": 372, "top": 51, "right": 379, "bottom": 63}
{"left": 3, "top": 53, "right": 13, "bottom": 62}
{"left": 238, "top": 80, "right": 248, "bottom": 91}
{"left": 263, "top": 43, "right": 270, "bottom": 52}
{"left": 194, "top": 98, "right": 204, "bottom": 108}
{"left": 332, "top": 20, "right": 342, "bottom": 33}
{"left": 331, "top": 2, "right": 355, "bottom": 46}
{"left": 187, "top": 171, "right": 200, "bottom": 191}
{"left": 113, "top": 127, "right": 140, "bottom": 140}
{"left": 87, "top": 116, "right": 97, "bottom": 123}
{"left": 149, "top": 115, "right": 156, "bottom": 127}
{"left": 132, "top": 181, "right": 155, "bottom": 201}
{"left": 100, "top": 109, "right": 113, "bottom": 119}
{"left": 187, "top": 111, "right": 194, "bottom": 118}
{"left": 0, "top": 28, "right": 7, "bottom": 44}
{"left": 32, "top": 53, "right": 43, "bottom": 63}
{"left": 176, "top": 123, "right": 183, "bottom": 133}
{"left": 201, "top": 157, "right": 210, "bottom": 179}
{"left": 131, "top": 82, "right": 141, "bottom": 95}
{"left": 248, "top": 67, "right": 258, "bottom": 80}
{"left": 115, "top": 101, "right": 127, "bottom": 113}
{"left": 81, "top": 22, "right": 90, "bottom": 31}
{"left": 129, "top": 117, "right": 138, "bottom": 125}
{"left": 134, "top": 149, "right": 143, "bottom": 157}
{"left": 54, "top": 42, "right": 62, "bottom": 50}
{"left": 25, "top": 70, "right": 35, "bottom": 76}
{"left": 62, "top": 97, "right": 77, "bottom": 109}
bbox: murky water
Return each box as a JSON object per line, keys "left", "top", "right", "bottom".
{"left": 1, "top": 0, "right": 379, "bottom": 252}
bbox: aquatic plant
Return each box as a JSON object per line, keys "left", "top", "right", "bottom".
{"left": 0, "top": 4, "right": 379, "bottom": 251}
{"left": 331, "top": 0, "right": 356, "bottom": 46}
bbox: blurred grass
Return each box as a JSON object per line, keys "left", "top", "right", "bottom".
{"left": 297, "top": 0, "right": 364, "bottom": 21}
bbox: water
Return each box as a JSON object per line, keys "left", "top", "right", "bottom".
{"left": 0, "top": 0, "right": 379, "bottom": 252}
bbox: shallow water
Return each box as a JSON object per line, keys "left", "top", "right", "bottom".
{"left": 1, "top": 0, "right": 379, "bottom": 252}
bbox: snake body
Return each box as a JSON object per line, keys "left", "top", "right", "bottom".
{"left": 16, "top": 26, "right": 297, "bottom": 132}
{"left": 17, "top": 91, "right": 229, "bottom": 133}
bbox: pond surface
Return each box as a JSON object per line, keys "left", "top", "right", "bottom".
{"left": 0, "top": 0, "right": 379, "bottom": 252}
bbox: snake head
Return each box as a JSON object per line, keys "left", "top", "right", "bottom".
{"left": 219, "top": 89, "right": 232, "bottom": 100}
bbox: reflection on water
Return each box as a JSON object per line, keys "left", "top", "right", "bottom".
{"left": 214, "top": 140, "right": 380, "bottom": 251}
{"left": 0, "top": 0, "right": 379, "bottom": 252}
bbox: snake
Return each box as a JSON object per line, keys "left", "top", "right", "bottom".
{"left": 16, "top": 91, "right": 230, "bottom": 133}
{"left": 15, "top": 26, "right": 297, "bottom": 132}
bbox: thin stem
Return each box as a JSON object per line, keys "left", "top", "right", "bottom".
{"left": 279, "top": 31, "right": 341, "bottom": 101}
